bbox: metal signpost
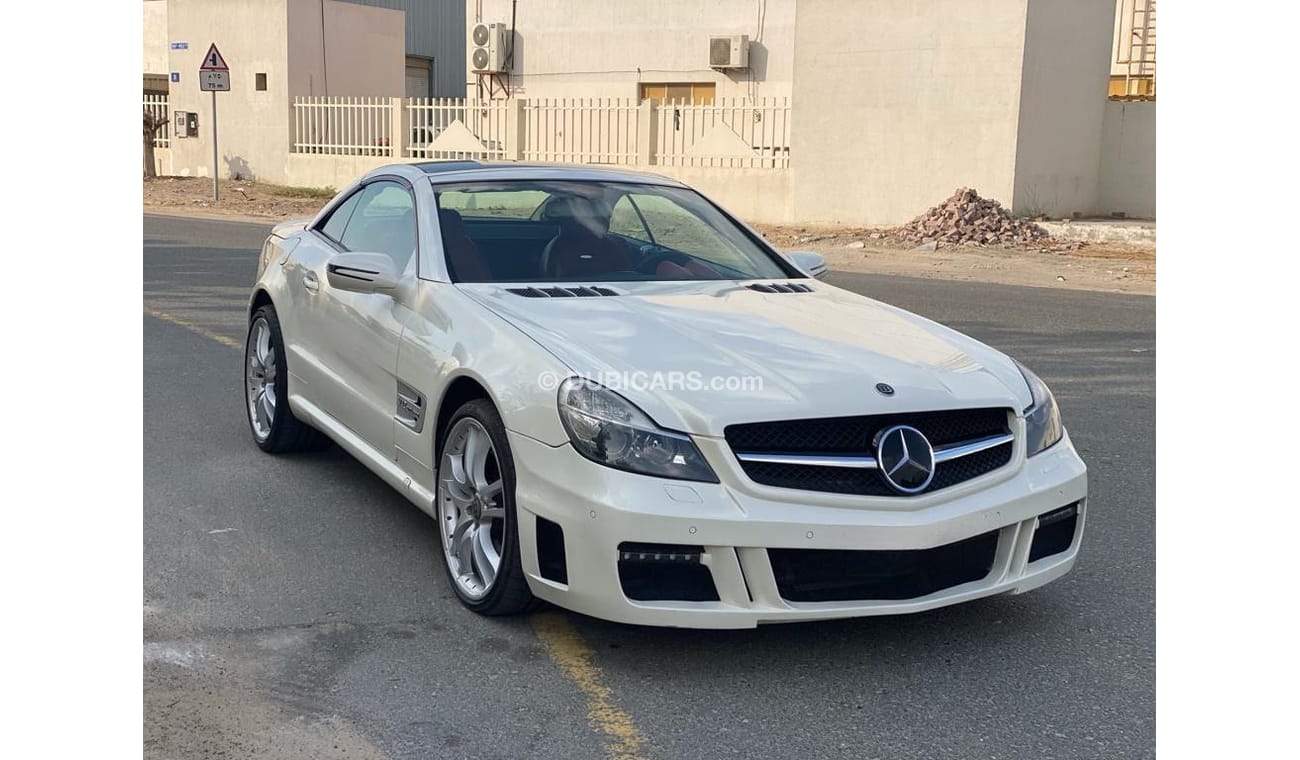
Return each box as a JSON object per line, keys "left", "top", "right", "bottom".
{"left": 199, "top": 44, "right": 230, "bottom": 202}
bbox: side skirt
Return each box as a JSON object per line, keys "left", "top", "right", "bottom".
{"left": 289, "top": 393, "right": 438, "bottom": 518}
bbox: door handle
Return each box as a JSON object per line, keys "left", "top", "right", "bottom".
{"left": 303, "top": 270, "right": 319, "bottom": 293}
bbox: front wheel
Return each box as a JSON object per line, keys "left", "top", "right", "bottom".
{"left": 436, "top": 399, "right": 535, "bottom": 615}
{"left": 244, "top": 305, "right": 327, "bottom": 453}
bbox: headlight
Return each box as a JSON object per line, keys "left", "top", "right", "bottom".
{"left": 557, "top": 378, "right": 718, "bottom": 482}
{"left": 1015, "top": 360, "right": 1063, "bottom": 456}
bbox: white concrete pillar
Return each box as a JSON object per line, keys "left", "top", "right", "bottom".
{"left": 637, "top": 100, "right": 657, "bottom": 166}
{"left": 507, "top": 99, "right": 524, "bottom": 161}
{"left": 390, "top": 97, "right": 408, "bottom": 159}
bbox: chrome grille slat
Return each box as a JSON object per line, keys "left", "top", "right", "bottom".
{"left": 933, "top": 433, "right": 1014, "bottom": 462}
{"left": 734, "top": 452, "right": 880, "bottom": 469}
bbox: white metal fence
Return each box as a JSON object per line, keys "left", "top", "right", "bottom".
{"left": 523, "top": 98, "right": 640, "bottom": 165}
{"left": 290, "top": 96, "right": 792, "bottom": 169}
{"left": 407, "top": 98, "right": 509, "bottom": 160}
{"left": 655, "top": 97, "right": 790, "bottom": 169}
{"left": 1113, "top": 0, "right": 1156, "bottom": 99}
{"left": 293, "top": 96, "right": 395, "bottom": 156}
{"left": 144, "top": 94, "right": 169, "bottom": 149}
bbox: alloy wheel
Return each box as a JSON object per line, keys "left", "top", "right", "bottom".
{"left": 438, "top": 418, "right": 506, "bottom": 600}
{"left": 245, "top": 317, "right": 277, "bottom": 441}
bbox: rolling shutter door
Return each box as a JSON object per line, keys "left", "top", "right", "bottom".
{"left": 405, "top": 62, "right": 430, "bottom": 99}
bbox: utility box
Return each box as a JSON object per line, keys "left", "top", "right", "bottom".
{"left": 173, "top": 111, "right": 198, "bottom": 138}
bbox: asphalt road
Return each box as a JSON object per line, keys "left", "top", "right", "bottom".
{"left": 144, "top": 213, "right": 1155, "bottom": 760}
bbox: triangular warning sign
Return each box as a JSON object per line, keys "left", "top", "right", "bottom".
{"left": 200, "top": 44, "right": 229, "bottom": 72}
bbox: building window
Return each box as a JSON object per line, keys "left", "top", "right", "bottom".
{"left": 255, "top": 73, "right": 267, "bottom": 91}
{"left": 639, "top": 83, "right": 716, "bottom": 105}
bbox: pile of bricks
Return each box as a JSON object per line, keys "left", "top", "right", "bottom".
{"left": 896, "top": 188, "right": 1050, "bottom": 246}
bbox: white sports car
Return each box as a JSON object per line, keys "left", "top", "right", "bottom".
{"left": 245, "top": 161, "right": 1087, "bottom": 628}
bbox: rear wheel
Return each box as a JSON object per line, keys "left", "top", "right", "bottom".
{"left": 244, "top": 305, "right": 327, "bottom": 453}
{"left": 436, "top": 400, "right": 534, "bottom": 615}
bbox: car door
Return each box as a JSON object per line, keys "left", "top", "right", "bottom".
{"left": 317, "top": 179, "right": 421, "bottom": 456}
{"left": 278, "top": 188, "right": 363, "bottom": 422}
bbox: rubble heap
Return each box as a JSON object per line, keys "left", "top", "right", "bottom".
{"left": 897, "top": 188, "right": 1049, "bottom": 246}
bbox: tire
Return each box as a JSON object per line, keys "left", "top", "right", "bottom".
{"left": 436, "top": 399, "right": 535, "bottom": 616}
{"left": 244, "top": 304, "right": 328, "bottom": 453}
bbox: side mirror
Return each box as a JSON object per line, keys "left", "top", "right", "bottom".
{"left": 787, "top": 250, "right": 829, "bottom": 280}
{"left": 325, "top": 252, "right": 399, "bottom": 294}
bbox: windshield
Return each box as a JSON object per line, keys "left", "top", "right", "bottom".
{"left": 432, "top": 180, "right": 797, "bottom": 283}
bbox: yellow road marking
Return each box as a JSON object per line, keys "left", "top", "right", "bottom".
{"left": 531, "top": 611, "right": 648, "bottom": 760}
{"left": 145, "top": 307, "right": 242, "bottom": 350}
{"left": 147, "top": 305, "right": 648, "bottom": 759}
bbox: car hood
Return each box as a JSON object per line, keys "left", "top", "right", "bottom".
{"left": 459, "top": 280, "right": 1031, "bottom": 436}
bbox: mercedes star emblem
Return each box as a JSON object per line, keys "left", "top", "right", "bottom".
{"left": 875, "top": 425, "right": 936, "bottom": 494}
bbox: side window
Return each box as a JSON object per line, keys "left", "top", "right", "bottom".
{"left": 608, "top": 195, "right": 650, "bottom": 243}
{"left": 318, "top": 191, "right": 362, "bottom": 243}
{"left": 338, "top": 181, "right": 417, "bottom": 273}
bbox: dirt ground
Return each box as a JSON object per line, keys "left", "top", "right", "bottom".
{"left": 144, "top": 176, "right": 1155, "bottom": 295}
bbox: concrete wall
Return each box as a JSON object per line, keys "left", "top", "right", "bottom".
{"left": 789, "top": 0, "right": 1029, "bottom": 225}
{"left": 288, "top": 0, "right": 406, "bottom": 98}
{"left": 143, "top": 1, "right": 169, "bottom": 74}
{"left": 465, "top": 0, "right": 796, "bottom": 100}
{"left": 1097, "top": 100, "right": 1155, "bottom": 218}
{"left": 1012, "top": 0, "right": 1115, "bottom": 218}
{"left": 165, "top": 0, "right": 293, "bottom": 181}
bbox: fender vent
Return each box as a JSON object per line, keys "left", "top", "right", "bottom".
{"left": 746, "top": 282, "right": 814, "bottom": 294}
{"left": 536, "top": 516, "right": 568, "bottom": 584}
{"left": 506, "top": 286, "right": 620, "bottom": 298}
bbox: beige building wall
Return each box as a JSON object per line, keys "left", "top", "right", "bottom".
{"left": 1098, "top": 100, "right": 1155, "bottom": 218}
{"left": 466, "top": 0, "right": 795, "bottom": 100}
{"left": 789, "top": 0, "right": 1029, "bottom": 225}
{"left": 143, "top": 1, "right": 169, "bottom": 75}
{"left": 162, "top": 0, "right": 404, "bottom": 183}
{"left": 287, "top": 0, "right": 405, "bottom": 98}
{"left": 1012, "top": 0, "right": 1115, "bottom": 218}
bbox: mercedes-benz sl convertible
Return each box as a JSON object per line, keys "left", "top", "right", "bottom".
{"left": 244, "top": 161, "right": 1087, "bottom": 628}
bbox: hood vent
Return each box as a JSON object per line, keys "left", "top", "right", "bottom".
{"left": 747, "top": 282, "right": 814, "bottom": 294}
{"left": 506, "top": 285, "right": 620, "bottom": 298}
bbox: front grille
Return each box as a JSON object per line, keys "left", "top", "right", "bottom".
{"left": 726, "top": 408, "right": 1013, "bottom": 496}
{"left": 769, "top": 530, "right": 999, "bottom": 602}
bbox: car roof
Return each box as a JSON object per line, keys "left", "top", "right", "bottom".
{"left": 361, "top": 160, "right": 688, "bottom": 188}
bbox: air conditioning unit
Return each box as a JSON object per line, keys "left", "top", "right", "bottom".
{"left": 709, "top": 34, "right": 749, "bottom": 69}
{"left": 471, "top": 22, "right": 511, "bottom": 73}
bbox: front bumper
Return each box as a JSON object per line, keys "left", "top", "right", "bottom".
{"left": 509, "top": 427, "right": 1087, "bottom": 629}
